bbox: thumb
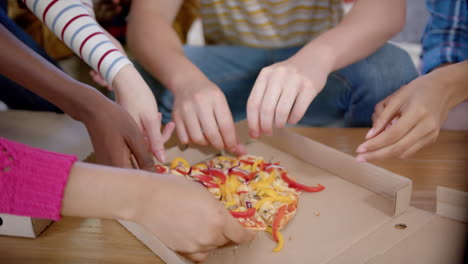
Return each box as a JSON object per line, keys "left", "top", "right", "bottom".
{"left": 127, "top": 125, "right": 155, "bottom": 171}
{"left": 223, "top": 215, "right": 256, "bottom": 245}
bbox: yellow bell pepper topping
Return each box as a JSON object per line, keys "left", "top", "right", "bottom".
{"left": 265, "top": 227, "right": 285, "bottom": 252}
{"left": 171, "top": 157, "right": 190, "bottom": 169}
{"left": 254, "top": 196, "right": 292, "bottom": 210}
{"left": 225, "top": 200, "right": 237, "bottom": 208}
{"left": 218, "top": 156, "right": 235, "bottom": 162}
{"left": 241, "top": 164, "right": 251, "bottom": 171}
{"left": 192, "top": 163, "right": 207, "bottom": 170}
{"left": 251, "top": 159, "right": 264, "bottom": 172}
{"left": 258, "top": 188, "right": 277, "bottom": 198}
{"left": 229, "top": 175, "right": 241, "bottom": 194}
{"left": 223, "top": 179, "right": 233, "bottom": 202}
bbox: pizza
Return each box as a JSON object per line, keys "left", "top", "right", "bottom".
{"left": 155, "top": 155, "right": 325, "bottom": 252}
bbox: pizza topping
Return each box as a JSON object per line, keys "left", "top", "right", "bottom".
{"left": 171, "top": 157, "right": 190, "bottom": 169}
{"left": 266, "top": 227, "right": 285, "bottom": 252}
{"left": 280, "top": 172, "right": 325, "bottom": 192}
{"left": 202, "top": 168, "right": 227, "bottom": 184}
{"left": 230, "top": 208, "right": 256, "bottom": 218}
{"left": 272, "top": 204, "right": 287, "bottom": 242}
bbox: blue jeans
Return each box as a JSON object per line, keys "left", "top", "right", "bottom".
{"left": 0, "top": 7, "right": 62, "bottom": 112}
{"left": 135, "top": 43, "right": 418, "bottom": 127}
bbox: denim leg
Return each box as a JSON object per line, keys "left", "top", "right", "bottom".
{"left": 134, "top": 45, "right": 269, "bottom": 124}
{"left": 273, "top": 43, "right": 418, "bottom": 127}
{"left": 0, "top": 8, "right": 62, "bottom": 112}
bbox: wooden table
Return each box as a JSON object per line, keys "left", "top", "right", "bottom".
{"left": 1, "top": 128, "right": 467, "bottom": 264}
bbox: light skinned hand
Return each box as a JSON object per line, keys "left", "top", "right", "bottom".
{"left": 134, "top": 173, "right": 256, "bottom": 262}
{"left": 62, "top": 163, "right": 255, "bottom": 263}
{"left": 247, "top": 57, "right": 329, "bottom": 138}
{"left": 113, "top": 64, "right": 175, "bottom": 163}
{"left": 172, "top": 79, "right": 246, "bottom": 155}
{"left": 355, "top": 70, "right": 458, "bottom": 161}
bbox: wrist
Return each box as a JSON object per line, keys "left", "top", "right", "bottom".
{"left": 62, "top": 162, "right": 155, "bottom": 221}
{"left": 290, "top": 41, "right": 336, "bottom": 75}
{"left": 431, "top": 62, "right": 468, "bottom": 108}
{"left": 63, "top": 82, "right": 109, "bottom": 122}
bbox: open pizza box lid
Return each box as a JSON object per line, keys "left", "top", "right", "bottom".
{"left": 0, "top": 111, "right": 93, "bottom": 238}
{"left": 119, "top": 121, "right": 467, "bottom": 263}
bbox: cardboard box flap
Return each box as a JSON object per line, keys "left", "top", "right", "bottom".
{"left": 328, "top": 187, "right": 468, "bottom": 264}
{"left": 436, "top": 186, "right": 468, "bottom": 223}
{"left": 259, "top": 126, "right": 412, "bottom": 216}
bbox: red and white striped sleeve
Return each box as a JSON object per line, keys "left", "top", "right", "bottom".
{"left": 23, "top": 0, "right": 131, "bottom": 85}
{"left": 79, "top": 0, "right": 95, "bottom": 18}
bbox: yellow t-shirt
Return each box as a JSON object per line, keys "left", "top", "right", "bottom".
{"left": 200, "top": 0, "right": 343, "bottom": 48}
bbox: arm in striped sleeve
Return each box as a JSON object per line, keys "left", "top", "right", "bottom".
{"left": 23, "top": 0, "right": 129, "bottom": 85}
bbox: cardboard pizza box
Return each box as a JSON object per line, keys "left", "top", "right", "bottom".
{"left": 117, "top": 121, "right": 467, "bottom": 263}
{"left": 0, "top": 111, "right": 93, "bottom": 238}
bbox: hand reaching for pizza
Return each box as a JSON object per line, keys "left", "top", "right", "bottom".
{"left": 247, "top": 56, "right": 330, "bottom": 138}
{"left": 134, "top": 172, "right": 256, "bottom": 263}
{"left": 113, "top": 64, "right": 175, "bottom": 163}
{"left": 355, "top": 63, "right": 468, "bottom": 161}
{"left": 172, "top": 78, "right": 246, "bottom": 155}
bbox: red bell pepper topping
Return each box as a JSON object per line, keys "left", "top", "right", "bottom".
{"left": 258, "top": 161, "right": 266, "bottom": 171}
{"left": 202, "top": 168, "right": 227, "bottom": 184}
{"left": 155, "top": 165, "right": 167, "bottom": 174}
{"left": 229, "top": 169, "right": 255, "bottom": 182}
{"left": 237, "top": 191, "right": 249, "bottom": 194}
{"left": 280, "top": 172, "right": 325, "bottom": 192}
{"left": 240, "top": 159, "right": 254, "bottom": 165}
{"left": 175, "top": 169, "right": 188, "bottom": 175}
{"left": 192, "top": 175, "right": 219, "bottom": 188}
{"left": 272, "top": 204, "right": 287, "bottom": 242}
{"left": 230, "top": 208, "right": 256, "bottom": 218}
{"left": 229, "top": 170, "right": 248, "bottom": 178}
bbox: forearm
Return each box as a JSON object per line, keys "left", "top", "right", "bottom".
{"left": 24, "top": 0, "right": 131, "bottom": 85}
{"left": 61, "top": 162, "right": 152, "bottom": 221}
{"left": 0, "top": 24, "right": 106, "bottom": 121}
{"left": 127, "top": 1, "right": 208, "bottom": 92}
{"left": 293, "top": 0, "right": 406, "bottom": 72}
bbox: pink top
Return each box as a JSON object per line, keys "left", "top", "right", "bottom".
{"left": 0, "top": 138, "right": 77, "bottom": 220}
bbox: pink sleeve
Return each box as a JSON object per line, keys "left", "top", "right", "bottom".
{"left": 0, "top": 138, "right": 77, "bottom": 221}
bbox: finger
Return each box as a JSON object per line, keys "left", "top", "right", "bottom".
{"left": 399, "top": 130, "right": 438, "bottom": 159}
{"left": 371, "top": 100, "right": 387, "bottom": 126}
{"left": 260, "top": 67, "right": 287, "bottom": 136}
{"left": 142, "top": 113, "right": 168, "bottom": 163}
{"left": 198, "top": 104, "right": 225, "bottom": 150}
{"left": 356, "top": 119, "right": 434, "bottom": 161}
{"left": 183, "top": 107, "right": 208, "bottom": 146}
{"left": 182, "top": 252, "right": 209, "bottom": 263}
{"left": 356, "top": 107, "right": 423, "bottom": 153}
{"left": 275, "top": 73, "right": 300, "bottom": 128}
{"left": 247, "top": 68, "right": 270, "bottom": 138}
{"left": 365, "top": 91, "right": 406, "bottom": 139}
{"left": 214, "top": 97, "right": 240, "bottom": 152}
{"left": 223, "top": 216, "right": 256, "bottom": 245}
{"left": 126, "top": 126, "right": 154, "bottom": 171}
{"left": 287, "top": 82, "right": 319, "bottom": 125}
{"left": 89, "top": 70, "right": 108, "bottom": 87}
{"left": 162, "top": 121, "right": 175, "bottom": 142}
{"left": 174, "top": 112, "right": 189, "bottom": 145}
